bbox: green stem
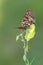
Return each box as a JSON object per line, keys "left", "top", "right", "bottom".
{"left": 16, "top": 32, "right": 35, "bottom": 65}
{"left": 21, "top": 34, "right": 30, "bottom": 65}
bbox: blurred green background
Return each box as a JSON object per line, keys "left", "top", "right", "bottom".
{"left": 0, "top": 0, "right": 43, "bottom": 65}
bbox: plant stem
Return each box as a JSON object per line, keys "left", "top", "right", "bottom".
{"left": 21, "top": 34, "right": 30, "bottom": 65}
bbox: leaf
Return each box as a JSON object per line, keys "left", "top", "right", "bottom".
{"left": 24, "top": 24, "right": 36, "bottom": 41}
{"left": 16, "top": 35, "right": 19, "bottom": 41}
{"left": 23, "top": 55, "right": 27, "bottom": 62}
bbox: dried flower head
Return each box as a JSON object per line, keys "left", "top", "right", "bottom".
{"left": 18, "top": 10, "right": 35, "bottom": 30}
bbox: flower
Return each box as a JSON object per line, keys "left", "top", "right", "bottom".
{"left": 24, "top": 24, "right": 36, "bottom": 41}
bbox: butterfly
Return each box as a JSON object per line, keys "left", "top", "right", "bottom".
{"left": 18, "top": 10, "right": 35, "bottom": 30}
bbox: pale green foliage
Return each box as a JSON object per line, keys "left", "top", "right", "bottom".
{"left": 25, "top": 24, "right": 36, "bottom": 41}
{"left": 16, "top": 24, "right": 36, "bottom": 65}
